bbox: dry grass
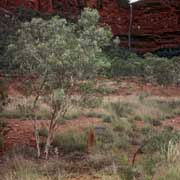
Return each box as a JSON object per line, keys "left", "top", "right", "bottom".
{"left": 1, "top": 155, "right": 64, "bottom": 180}
{"left": 103, "top": 95, "right": 180, "bottom": 123}
{"left": 0, "top": 95, "right": 82, "bottom": 121}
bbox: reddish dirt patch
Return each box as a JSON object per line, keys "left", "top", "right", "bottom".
{"left": 7, "top": 78, "right": 180, "bottom": 97}
{"left": 65, "top": 175, "right": 120, "bottom": 180}
{"left": 162, "top": 116, "right": 180, "bottom": 130}
{"left": 1, "top": 116, "right": 100, "bottom": 154}
{"left": 115, "top": 82, "right": 180, "bottom": 97}
{"left": 66, "top": 176, "right": 101, "bottom": 180}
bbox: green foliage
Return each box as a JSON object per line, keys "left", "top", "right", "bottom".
{"left": 0, "top": 79, "right": 9, "bottom": 112}
{"left": 80, "top": 95, "right": 102, "bottom": 108}
{"left": 115, "top": 133, "right": 130, "bottom": 150}
{"left": 94, "top": 126, "right": 117, "bottom": 152}
{"left": 38, "top": 127, "right": 48, "bottom": 137}
{"left": 149, "top": 119, "right": 162, "bottom": 127}
{"left": 105, "top": 46, "right": 180, "bottom": 86}
{"left": 144, "top": 130, "right": 180, "bottom": 153}
{"left": 142, "top": 157, "right": 157, "bottom": 176}
{"left": 0, "top": 13, "right": 20, "bottom": 71}
{"left": 78, "top": 81, "right": 94, "bottom": 94}
{"left": 7, "top": 8, "right": 112, "bottom": 159}
{"left": 146, "top": 56, "right": 175, "bottom": 85}
{"left": 0, "top": 119, "right": 7, "bottom": 150}
{"left": 95, "top": 84, "right": 116, "bottom": 95}
{"left": 8, "top": 8, "right": 112, "bottom": 82}
{"left": 0, "top": 136, "right": 4, "bottom": 150}
{"left": 108, "top": 101, "right": 133, "bottom": 118}
{"left": 53, "top": 131, "right": 87, "bottom": 153}
{"left": 101, "top": 114, "right": 112, "bottom": 123}
{"left": 16, "top": 7, "right": 52, "bottom": 22}
{"left": 157, "top": 165, "right": 180, "bottom": 180}
{"left": 119, "top": 166, "right": 139, "bottom": 180}
{"left": 161, "top": 140, "right": 180, "bottom": 164}
{"left": 105, "top": 45, "right": 144, "bottom": 77}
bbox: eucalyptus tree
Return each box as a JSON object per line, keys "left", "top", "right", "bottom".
{"left": 8, "top": 8, "right": 112, "bottom": 158}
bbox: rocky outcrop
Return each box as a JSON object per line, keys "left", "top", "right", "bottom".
{"left": 0, "top": 0, "right": 180, "bottom": 53}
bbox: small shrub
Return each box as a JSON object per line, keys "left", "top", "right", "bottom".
{"left": 115, "top": 134, "right": 130, "bottom": 150}
{"left": 116, "top": 153, "right": 129, "bottom": 166}
{"left": 2, "top": 156, "right": 46, "bottom": 180}
{"left": 119, "top": 165, "right": 139, "bottom": 180}
{"left": 143, "top": 130, "right": 180, "bottom": 153}
{"left": 0, "top": 119, "right": 7, "bottom": 150}
{"left": 102, "top": 114, "right": 112, "bottom": 123}
{"left": 142, "top": 157, "right": 157, "bottom": 176}
{"left": 149, "top": 119, "right": 162, "bottom": 127}
{"left": 157, "top": 165, "right": 180, "bottom": 180}
{"left": 141, "top": 126, "right": 153, "bottom": 136}
{"left": 108, "top": 101, "right": 133, "bottom": 118}
{"left": 0, "top": 136, "right": 4, "bottom": 150}
{"left": 86, "top": 112, "right": 104, "bottom": 118}
{"left": 0, "top": 119, "right": 7, "bottom": 129}
{"left": 95, "top": 84, "right": 115, "bottom": 95}
{"left": 138, "top": 92, "right": 152, "bottom": 102}
{"left": 16, "top": 104, "right": 33, "bottom": 119}
{"left": 53, "top": 131, "right": 87, "bottom": 153}
{"left": 9, "top": 145, "right": 37, "bottom": 158}
{"left": 112, "top": 118, "right": 132, "bottom": 134}
{"left": 161, "top": 140, "right": 180, "bottom": 163}
{"left": 95, "top": 126, "right": 115, "bottom": 151}
{"left": 88, "top": 153, "right": 114, "bottom": 171}
{"left": 38, "top": 127, "right": 48, "bottom": 137}
{"left": 78, "top": 81, "right": 94, "bottom": 94}
{"left": 80, "top": 95, "right": 102, "bottom": 108}
{"left": 0, "top": 79, "right": 9, "bottom": 112}
{"left": 63, "top": 112, "right": 80, "bottom": 120}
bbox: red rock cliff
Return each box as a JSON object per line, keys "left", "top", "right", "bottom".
{"left": 0, "top": 0, "right": 180, "bottom": 53}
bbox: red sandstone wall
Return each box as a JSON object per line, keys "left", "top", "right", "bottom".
{"left": 0, "top": 0, "right": 180, "bottom": 53}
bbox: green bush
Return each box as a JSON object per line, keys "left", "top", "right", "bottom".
{"left": 108, "top": 101, "right": 133, "bottom": 118}
{"left": 0, "top": 80, "right": 9, "bottom": 112}
{"left": 0, "top": 119, "right": 7, "bottom": 150}
{"left": 105, "top": 46, "right": 180, "bottom": 86}
{"left": 104, "top": 44, "right": 144, "bottom": 77}
{"left": 80, "top": 95, "right": 102, "bottom": 108}
{"left": 0, "top": 136, "right": 4, "bottom": 150}
{"left": 95, "top": 126, "right": 115, "bottom": 151}
{"left": 78, "top": 81, "right": 94, "bottom": 94}
{"left": 112, "top": 118, "right": 132, "bottom": 134}
{"left": 95, "top": 84, "right": 116, "bottom": 95}
{"left": 119, "top": 165, "right": 139, "bottom": 180}
{"left": 53, "top": 131, "right": 87, "bottom": 153}
{"left": 144, "top": 130, "right": 180, "bottom": 153}
{"left": 157, "top": 165, "right": 180, "bottom": 180}
{"left": 38, "top": 127, "right": 48, "bottom": 137}
{"left": 142, "top": 157, "right": 157, "bottom": 176}
{"left": 115, "top": 134, "right": 130, "bottom": 150}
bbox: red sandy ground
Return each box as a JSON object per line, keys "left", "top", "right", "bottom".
{"left": 1, "top": 117, "right": 100, "bottom": 154}
{"left": 1, "top": 78, "right": 180, "bottom": 155}
{"left": 8, "top": 77, "right": 180, "bottom": 97}
{"left": 112, "top": 78, "right": 180, "bottom": 97}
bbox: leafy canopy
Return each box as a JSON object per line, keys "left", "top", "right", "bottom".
{"left": 8, "top": 8, "right": 112, "bottom": 85}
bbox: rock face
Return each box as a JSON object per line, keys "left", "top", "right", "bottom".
{"left": 0, "top": 0, "right": 180, "bottom": 53}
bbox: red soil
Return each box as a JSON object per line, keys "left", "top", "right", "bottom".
{"left": 162, "top": 116, "right": 180, "bottom": 131}
{"left": 2, "top": 78, "right": 180, "bottom": 156}
{"left": 7, "top": 78, "right": 180, "bottom": 97}
{"left": 115, "top": 81, "right": 180, "bottom": 97}
{"left": 1, "top": 117, "right": 100, "bottom": 154}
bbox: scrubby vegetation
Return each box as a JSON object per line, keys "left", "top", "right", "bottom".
{"left": 0, "top": 8, "right": 180, "bottom": 180}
